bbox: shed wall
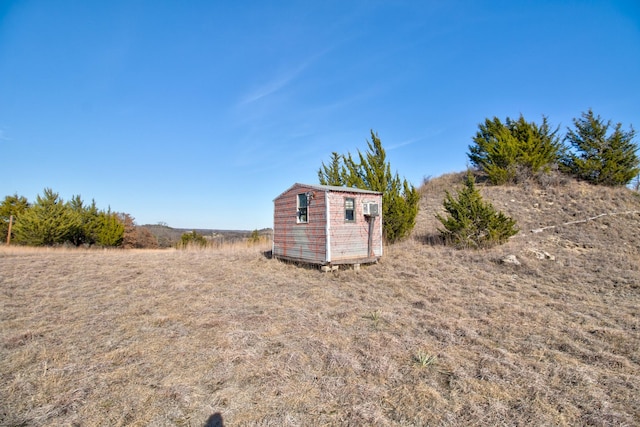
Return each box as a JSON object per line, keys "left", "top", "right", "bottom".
{"left": 327, "top": 191, "right": 383, "bottom": 261}
{"left": 273, "top": 185, "right": 327, "bottom": 263}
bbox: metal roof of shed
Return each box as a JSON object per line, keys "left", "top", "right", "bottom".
{"left": 274, "top": 183, "right": 382, "bottom": 200}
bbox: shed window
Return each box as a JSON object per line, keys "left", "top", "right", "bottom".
{"left": 297, "top": 193, "right": 308, "bottom": 223}
{"left": 345, "top": 197, "right": 355, "bottom": 222}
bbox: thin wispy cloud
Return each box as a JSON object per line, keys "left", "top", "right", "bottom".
{"left": 237, "top": 50, "right": 329, "bottom": 107}
{"left": 387, "top": 137, "right": 424, "bottom": 150}
{"left": 239, "top": 62, "right": 309, "bottom": 107}
{"left": 307, "top": 86, "right": 382, "bottom": 117}
{"left": 238, "top": 72, "right": 298, "bottom": 106}
{"left": 387, "top": 128, "right": 446, "bottom": 151}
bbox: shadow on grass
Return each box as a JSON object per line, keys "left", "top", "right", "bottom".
{"left": 262, "top": 249, "right": 341, "bottom": 271}
{"left": 204, "top": 412, "right": 224, "bottom": 427}
{"left": 416, "top": 233, "right": 446, "bottom": 246}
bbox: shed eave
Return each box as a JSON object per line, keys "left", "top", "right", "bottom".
{"left": 273, "top": 183, "right": 382, "bottom": 201}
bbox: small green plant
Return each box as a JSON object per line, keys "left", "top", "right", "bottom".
{"left": 414, "top": 350, "right": 438, "bottom": 368}
{"left": 364, "top": 310, "right": 381, "bottom": 329}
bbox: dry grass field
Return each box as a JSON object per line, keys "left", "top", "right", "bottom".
{"left": 1, "top": 174, "right": 639, "bottom": 426}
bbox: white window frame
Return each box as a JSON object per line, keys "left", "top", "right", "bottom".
{"left": 344, "top": 197, "right": 355, "bottom": 223}
{"left": 297, "top": 193, "right": 308, "bottom": 223}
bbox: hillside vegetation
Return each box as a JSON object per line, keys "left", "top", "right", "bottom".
{"left": 142, "top": 224, "right": 273, "bottom": 249}
{"left": 1, "top": 175, "right": 639, "bottom": 426}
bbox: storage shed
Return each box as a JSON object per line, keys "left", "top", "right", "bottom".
{"left": 273, "top": 183, "right": 383, "bottom": 266}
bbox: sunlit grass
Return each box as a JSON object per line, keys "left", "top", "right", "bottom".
{"left": 2, "top": 175, "right": 639, "bottom": 426}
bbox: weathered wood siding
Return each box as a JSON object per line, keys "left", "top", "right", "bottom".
{"left": 273, "top": 184, "right": 327, "bottom": 263}
{"left": 327, "top": 191, "right": 383, "bottom": 261}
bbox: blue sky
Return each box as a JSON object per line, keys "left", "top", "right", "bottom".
{"left": 1, "top": 1, "right": 639, "bottom": 230}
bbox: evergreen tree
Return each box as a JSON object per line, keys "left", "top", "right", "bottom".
{"left": 67, "top": 195, "right": 102, "bottom": 246}
{"left": 66, "top": 195, "right": 84, "bottom": 246}
{"left": 468, "top": 115, "right": 562, "bottom": 185}
{"left": 561, "top": 109, "right": 639, "bottom": 186}
{"left": 382, "top": 179, "right": 420, "bottom": 243}
{"left": 95, "top": 209, "right": 125, "bottom": 247}
{"left": 436, "top": 172, "right": 518, "bottom": 249}
{"left": 318, "top": 152, "right": 346, "bottom": 186}
{"left": 13, "top": 188, "right": 79, "bottom": 246}
{"left": 83, "top": 200, "right": 102, "bottom": 245}
{"left": 0, "top": 194, "right": 29, "bottom": 243}
{"left": 318, "top": 130, "right": 419, "bottom": 243}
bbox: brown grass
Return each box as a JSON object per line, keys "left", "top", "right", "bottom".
{"left": 1, "top": 176, "right": 639, "bottom": 426}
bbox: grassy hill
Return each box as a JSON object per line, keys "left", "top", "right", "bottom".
{"left": 1, "top": 174, "right": 639, "bottom": 426}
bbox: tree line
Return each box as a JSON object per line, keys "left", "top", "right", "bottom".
{"left": 0, "top": 189, "right": 158, "bottom": 248}
{"left": 318, "top": 109, "right": 639, "bottom": 248}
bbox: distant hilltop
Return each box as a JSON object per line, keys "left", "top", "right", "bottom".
{"left": 141, "top": 224, "right": 272, "bottom": 248}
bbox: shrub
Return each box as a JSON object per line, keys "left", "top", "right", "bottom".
{"left": 179, "top": 230, "right": 208, "bottom": 248}
{"left": 67, "top": 196, "right": 104, "bottom": 246}
{"left": 96, "top": 210, "right": 125, "bottom": 247}
{"left": 436, "top": 172, "right": 518, "bottom": 249}
{"left": 561, "top": 109, "right": 639, "bottom": 186}
{"left": 0, "top": 194, "right": 29, "bottom": 243}
{"left": 249, "top": 229, "right": 261, "bottom": 244}
{"left": 468, "top": 115, "right": 563, "bottom": 185}
{"left": 136, "top": 227, "right": 159, "bottom": 248}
